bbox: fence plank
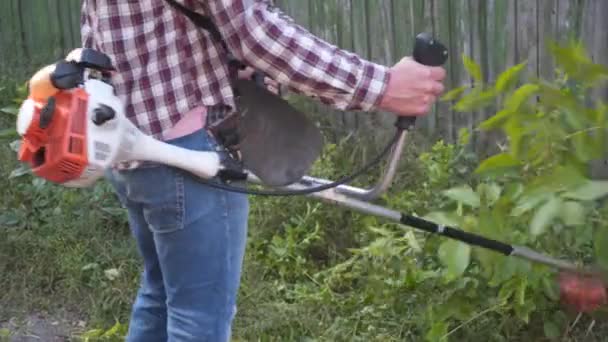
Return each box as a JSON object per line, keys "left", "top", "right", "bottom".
{"left": 3, "top": 0, "right": 607, "bottom": 150}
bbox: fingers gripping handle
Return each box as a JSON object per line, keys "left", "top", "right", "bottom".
{"left": 395, "top": 33, "right": 449, "bottom": 130}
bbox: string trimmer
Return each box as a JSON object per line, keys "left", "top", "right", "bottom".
{"left": 14, "top": 33, "right": 607, "bottom": 313}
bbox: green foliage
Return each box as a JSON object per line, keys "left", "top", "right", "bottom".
{"left": 432, "top": 39, "right": 608, "bottom": 339}
{"left": 77, "top": 322, "right": 128, "bottom": 342}
{"left": 2, "top": 40, "right": 608, "bottom": 341}
{"left": 0, "top": 328, "right": 11, "bottom": 342}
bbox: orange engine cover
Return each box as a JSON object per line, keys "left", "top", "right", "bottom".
{"left": 18, "top": 89, "right": 89, "bottom": 184}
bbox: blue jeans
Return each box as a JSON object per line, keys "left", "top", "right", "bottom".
{"left": 105, "top": 129, "right": 249, "bottom": 341}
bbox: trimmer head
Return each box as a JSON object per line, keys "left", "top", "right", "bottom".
{"left": 559, "top": 271, "right": 607, "bottom": 313}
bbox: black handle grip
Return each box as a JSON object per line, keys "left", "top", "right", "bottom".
{"left": 395, "top": 33, "right": 448, "bottom": 130}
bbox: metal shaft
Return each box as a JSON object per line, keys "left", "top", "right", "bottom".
{"left": 248, "top": 174, "right": 587, "bottom": 275}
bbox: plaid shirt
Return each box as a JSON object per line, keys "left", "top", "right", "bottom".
{"left": 80, "top": 0, "right": 389, "bottom": 140}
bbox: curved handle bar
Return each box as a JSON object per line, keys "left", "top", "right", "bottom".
{"left": 338, "top": 33, "right": 448, "bottom": 201}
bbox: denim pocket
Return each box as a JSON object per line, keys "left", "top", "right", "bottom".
{"left": 123, "top": 164, "right": 185, "bottom": 234}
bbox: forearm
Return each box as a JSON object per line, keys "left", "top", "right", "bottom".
{"left": 206, "top": 0, "right": 389, "bottom": 111}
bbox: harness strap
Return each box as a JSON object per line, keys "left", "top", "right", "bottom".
{"left": 164, "top": 0, "right": 244, "bottom": 158}
{"left": 164, "top": 0, "right": 225, "bottom": 50}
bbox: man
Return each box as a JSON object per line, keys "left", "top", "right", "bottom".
{"left": 80, "top": 0, "right": 446, "bottom": 341}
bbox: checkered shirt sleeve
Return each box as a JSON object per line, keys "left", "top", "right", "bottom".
{"left": 206, "top": 0, "right": 390, "bottom": 111}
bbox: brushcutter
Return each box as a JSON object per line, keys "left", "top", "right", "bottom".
{"left": 14, "top": 33, "right": 607, "bottom": 313}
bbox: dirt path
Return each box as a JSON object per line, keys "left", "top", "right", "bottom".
{"left": 0, "top": 312, "right": 86, "bottom": 342}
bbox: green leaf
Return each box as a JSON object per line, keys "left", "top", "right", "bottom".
{"left": 454, "top": 89, "right": 497, "bottom": 112}
{"left": 9, "top": 139, "right": 21, "bottom": 152}
{"left": 504, "top": 84, "right": 540, "bottom": 112}
{"left": 530, "top": 197, "right": 562, "bottom": 236}
{"left": 438, "top": 240, "right": 471, "bottom": 278}
{"left": 0, "top": 212, "right": 19, "bottom": 227}
{"left": 558, "top": 201, "right": 585, "bottom": 226}
{"left": 0, "top": 106, "right": 18, "bottom": 116}
{"left": 404, "top": 230, "right": 422, "bottom": 253}
{"left": 595, "top": 228, "right": 608, "bottom": 270}
{"left": 516, "top": 277, "right": 528, "bottom": 305}
{"left": 550, "top": 41, "right": 608, "bottom": 85}
{"left": 441, "top": 86, "right": 466, "bottom": 101}
{"left": 504, "top": 118, "right": 526, "bottom": 158}
{"left": 9, "top": 164, "right": 30, "bottom": 179}
{"left": 543, "top": 321, "right": 561, "bottom": 339}
{"left": 475, "top": 152, "right": 520, "bottom": 174}
{"left": 514, "top": 300, "right": 535, "bottom": 324}
{"left": 462, "top": 54, "right": 483, "bottom": 83}
{"left": 477, "top": 182, "right": 502, "bottom": 206}
{"left": 423, "top": 211, "right": 462, "bottom": 227}
{"left": 478, "top": 109, "right": 513, "bottom": 131}
{"left": 0, "top": 128, "right": 18, "bottom": 140}
{"left": 571, "top": 133, "right": 600, "bottom": 162}
{"left": 425, "top": 321, "right": 448, "bottom": 342}
{"left": 496, "top": 61, "right": 527, "bottom": 92}
{"left": 542, "top": 277, "right": 560, "bottom": 301}
{"left": 442, "top": 185, "right": 480, "bottom": 208}
{"left": 563, "top": 180, "right": 608, "bottom": 201}
{"left": 527, "top": 165, "right": 587, "bottom": 194}
{"left": 81, "top": 263, "right": 99, "bottom": 271}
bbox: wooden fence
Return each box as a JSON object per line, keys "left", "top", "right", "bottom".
{"left": 275, "top": 0, "right": 608, "bottom": 149}
{"left": 1, "top": 0, "right": 607, "bottom": 150}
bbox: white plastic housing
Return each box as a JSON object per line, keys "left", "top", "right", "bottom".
{"left": 62, "top": 79, "right": 222, "bottom": 187}
{"left": 17, "top": 99, "right": 36, "bottom": 136}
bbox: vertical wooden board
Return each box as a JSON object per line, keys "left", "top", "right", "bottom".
{"left": 7, "top": 0, "right": 19, "bottom": 72}
{"left": 280, "top": 0, "right": 310, "bottom": 31}
{"left": 479, "top": 0, "right": 510, "bottom": 155}
{"left": 468, "top": 0, "right": 484, "bottom": 147}
{"left": 434, "top": 0, "right": 456, "bottom": 143}
{"left": 349, "top": 0, "right": 371, "bottom": 132}
{"left": 582, "top": 0, "right": 603, "bottom": 62}
{"left": 582, "top": 0, "right": 608, "bottom": 100}
{"left": 362, "top": 0, "right": 394, "bottom": 139}
{"left": 390, "top": 0, "right": 412, "bottom": 60}
{"left": 307, "top": 0, "right": 322, "bottom": 37}
{"left": 55, "top": 0, "right": 75, "bottom": 55}
{"left": 447, "top": 0, "right": 473, "bottom": 144}
{"left": 49, "top": 0, "right": 63, "bottom": 56}
{"left": 376, "top": 0, "right": 395, "bottom": 66}
{"left": 584, "top": 0, "right": 608, "bottom": 178}
{"left": 551, "top": 0, "right": 581, "bottom": 43}
{"left": 568, "top": 0, "right": 585, "bottom": 39}
{"left": 515, "top": 0, "right": 539, "bottom": 82}
{"left": 68, "top": 0, "right": 81, "bottom": 48}
{"left": 320, "top": 0, "right": 346, "bottom": 138}
{"left": 418, "top": 0, "right": 439, "bottom": 137}
{"left": 350, "top": 1, "right": 370, "bottom": 64}
{"left": 26, "top": 0, "right": 49, "bottom": 66}
{"left": 538, "top": 0, "right": 559, "bottom": 80}
{"left": 336, "top": 0, "right": 358, "bottom": 132}
{"left": 487, "top": 0, "right": 509, "bottom": 79}
{"left": 408, "top": 0, "right": 426, "bottom": 34}
{"left": 11, "top": 0, "right": 27, "bottom": 74}
{"left": 0, "top": 0, "right": 10, "bottom": 73}
{"left": 405, "top": 0, "right": 436, "bottom": 136}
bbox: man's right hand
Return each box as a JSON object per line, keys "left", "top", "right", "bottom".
{"left": 378, "top": 56, "right": 447, "bottom": 116}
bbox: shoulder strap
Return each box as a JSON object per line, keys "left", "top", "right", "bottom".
{"left": 164, "top": 0, "right": 227, "bottom": 51}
